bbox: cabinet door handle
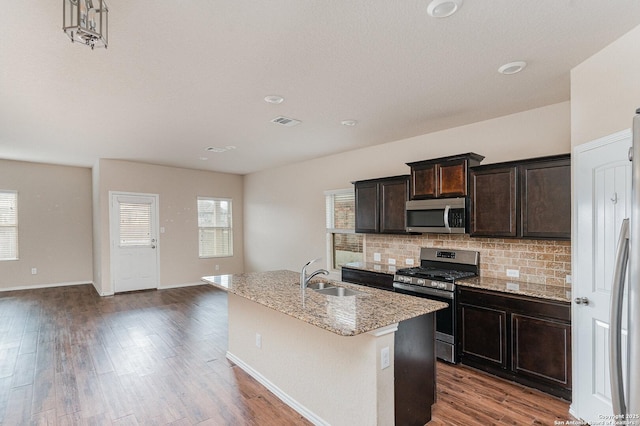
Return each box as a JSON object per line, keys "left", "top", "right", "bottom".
{"left": 574, "top": 297, "right": 589, "bottom": 305}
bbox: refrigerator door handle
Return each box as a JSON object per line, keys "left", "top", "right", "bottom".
{"left": 610, "top": 218, "right": 630, "bottom": 416}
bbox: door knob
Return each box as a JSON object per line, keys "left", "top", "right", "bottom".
{"left": 574, "top": 297, "right": 589, "bottom": 305}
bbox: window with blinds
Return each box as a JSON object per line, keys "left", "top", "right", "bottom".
{"left": 119, "top": 202, "right": 152, "bottom": 246}
{"left": 198, "top": 197, "right": 233, "bottom": 258}
{"left": 325, "top": 189, "right": 362, "bottom": 270}
{"left": 0, "top": 191, "right": 18, "bottom": 261}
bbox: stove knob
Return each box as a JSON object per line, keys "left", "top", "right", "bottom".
{"left": 417, "top": 279, "right": 425, "bottom": 285}
{"left": 438, "top": 283, "right": 447, "bottom": 289}
{"left": 431, "top": 281, "right": 438, "bottom": 287}
{"left": 403, "top": 276, "right": 411, "bottom": 283}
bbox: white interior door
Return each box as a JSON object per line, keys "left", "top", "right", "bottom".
{"left": 573, "top": 130, "right": 631, "bottom": 422}
{"left": 110, "top": 192, "right": 159, "bottom": 293}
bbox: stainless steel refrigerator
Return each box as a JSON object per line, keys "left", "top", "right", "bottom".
{"left": 611, "top": 108, "right": 640, "bottom": 416}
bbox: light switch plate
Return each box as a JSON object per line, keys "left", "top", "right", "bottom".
{"left": 381, "top": 347, "right": 390, "bottom": 370}
{"left": 506, "top": 269, "right": 520, "bottom": 278}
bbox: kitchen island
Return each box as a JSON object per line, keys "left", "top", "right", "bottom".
{"left": 201, "top": 270, "right": 447, "bottom": 426}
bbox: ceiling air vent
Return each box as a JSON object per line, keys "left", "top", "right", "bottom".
{"left": 271, "top": 116, "right": 301, "bottom": 127}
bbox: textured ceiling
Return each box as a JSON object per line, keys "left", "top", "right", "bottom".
{"left": 2, "top": 1, "right": 640, "bottom": 174}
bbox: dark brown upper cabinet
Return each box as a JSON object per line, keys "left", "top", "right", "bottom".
{"left": 520, "top": 159, "right": 571, "bottom": 239}
{"left": 470, "top": 154, "right": 570, "bottom": 240}
{"left": 407, "top": 153, "right": 484, "bottom": 200}
{"left": 470, "top": 165, "right": 518, "bottom": 237}
{"left": 354, "top": 175, "right": 410, "bottom": 234}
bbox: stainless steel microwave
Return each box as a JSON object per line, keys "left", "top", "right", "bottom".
{"left": 406, "top": 197, "right": 467, "bottom": 234}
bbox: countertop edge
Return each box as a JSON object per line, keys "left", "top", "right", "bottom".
{"left": 202, "top": 271, "right": 447, "bottom": 337}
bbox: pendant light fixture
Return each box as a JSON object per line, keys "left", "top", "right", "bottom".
{"left": 63, "top": 0, "right": 109, "bottom": 49}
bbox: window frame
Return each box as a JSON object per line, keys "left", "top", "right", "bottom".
{"left": 197, "top": 196, "right": 233, "bottom": 259}
{"left": 325, "top": 189, "right": 363, "bottom": 273}
{"left": 0, "top": 190, "right": 18, "bottom": 261}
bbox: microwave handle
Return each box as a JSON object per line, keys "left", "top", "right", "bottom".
{"left": 443, "top": 205, "right": 451, "bottom": 232}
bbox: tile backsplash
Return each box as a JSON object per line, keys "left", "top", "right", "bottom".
{"left": 364, "top": 234, "right": 571, "bottom": 290}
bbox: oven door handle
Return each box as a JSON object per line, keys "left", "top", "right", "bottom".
{"left": 393, "top": 282, "right": 454, "bottom": 299}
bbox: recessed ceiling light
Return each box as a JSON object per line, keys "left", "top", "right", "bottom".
{"left": 427, "top": 0, "right": 463, "bottom": 18}
{"left": 264, "top": 95, "right": 284, "bottom": 104}
{"left": 341, "top": 120, "right": 358, "bottom": 127}
{"left": 206, "top": 146, "right": 236, "bottom": 153}
{"left": 498, "top": 61, "right": 527, "bottom": 75}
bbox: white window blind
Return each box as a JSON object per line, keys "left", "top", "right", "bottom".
{"left": 119, "top": 202, "right": 152, "bottom": 246}
{"left": 198, "top": 197, "right": 233, "bottom": 258}
{"left": 325, "top": 189, "right": 362, "bottom": 269}
{"left": 0, "top": 191, "right": 18, "bottom": 261}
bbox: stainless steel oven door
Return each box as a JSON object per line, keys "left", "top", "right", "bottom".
{"left": 393, "top": 282, "right": 457, "bottom": 363}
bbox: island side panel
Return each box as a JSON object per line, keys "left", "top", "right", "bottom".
{"left": 395, "top": 313, "right": 436, "bottom": 426}
{"left": 227, "top": 294, "right": 395, "bottom": 426}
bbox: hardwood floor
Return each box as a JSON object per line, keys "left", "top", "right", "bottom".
{"left": 0, "top": 284, "right": 574, "bottom": 425}
{"left": 431, "top": 362, "right": 574, "bottom": 425}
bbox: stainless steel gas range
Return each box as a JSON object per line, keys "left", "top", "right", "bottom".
{"left": 393, "top": 247, "right": 479, "bottom": 364}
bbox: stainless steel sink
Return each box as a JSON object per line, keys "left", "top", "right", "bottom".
{"left": 314, "top": 286, "right": 362, "bottom": 297}
{"left": 307, "top": 281, "right": 335, "bottom": 290}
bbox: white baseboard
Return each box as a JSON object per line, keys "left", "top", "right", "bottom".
{"left": 159, "top": 281, "right": 207, "bottom": 290}
{"left": 0, "top": 281, "right": 93, "bottom": 293}
{"left": 226, "top": 351, "right": 329, "bottom": 426}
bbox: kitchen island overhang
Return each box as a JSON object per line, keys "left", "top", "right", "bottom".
{"left": 202, "top": 270, "right": 447, "bottom": 426}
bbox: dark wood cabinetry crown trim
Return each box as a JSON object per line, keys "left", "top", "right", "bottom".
{"left": 406, "top": 152, "right": 486, "bottom": 168}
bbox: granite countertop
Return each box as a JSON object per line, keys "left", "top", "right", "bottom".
{"left": 342, "top": 262, "right": 399, "bottom": 275}
{"left": 458, "top": 276, "right": 571, "bottom": 303}
{"left": 201, "top": 270, "right": 447, "bottom": 337}
{"left": 344, "top": 262, "right": 571, "bottom": 303}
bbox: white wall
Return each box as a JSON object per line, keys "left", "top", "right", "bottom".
{"left": 244, "top": 101, "right": 571, "bottom": 272}
{"left": 228, "top": 294, "right": 395, "bottom": 426}
{"left": 0, "top": 160, "right": 93, "bottom": 290}
{"left": 93, "top": 159, "right": 244, "bottom": 295}
{"left": 571, "top": 24, "right": 640, "bottom": 147}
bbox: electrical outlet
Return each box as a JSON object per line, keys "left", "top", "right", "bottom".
{"left": 506, "top": 282, "right": 520, "bottom": 291}
{"left": 388, "top": 258, "right": 396, "bottom": 265}
{"left": 373, "top": 253, "right": 381, "bottom": 262}
{"left": 566, "top": 275, "right": 572, "bottom": 284}
{"left": 381, "top": 346, "right": 390, "bottom": 370}
{"left": 31, "top": 268, "right": 37, "bottom": 275}
{"left": 215, "top": 265, "right": 220, "bottom": 271}
{"left": 405, "top": 258, "right": 415, "bottom": 266}
{"left": 255, "top": 333, "right": 262, "bottom": 349}
{"left": 506, "top": 269, "right": 520, "bottom": 278}
{"left": 160, "top": 227, "right": 165, "bottom": 233}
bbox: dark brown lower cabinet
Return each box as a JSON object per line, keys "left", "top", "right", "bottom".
{"left": 460, "top": 304, "right": 508, "bottom": 369}
{"left": 512, "top": 314, "right": 571, "bottom": 389}
{"left": 458, "top": 287, "right": 571, "bottom": 400}
{"left": 341, "top": 266, "right": 394, "bottom": 291}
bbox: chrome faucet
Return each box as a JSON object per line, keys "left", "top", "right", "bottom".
{"left": 300, "top": 258, "right": 329, "bottom": 290}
